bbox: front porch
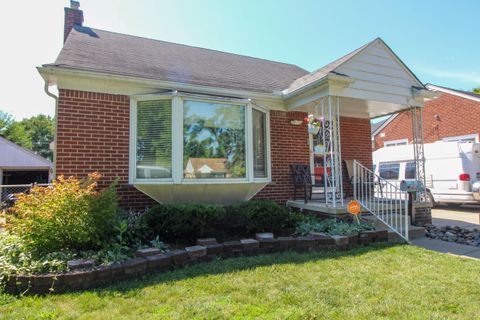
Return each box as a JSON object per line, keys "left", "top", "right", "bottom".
{"left": 281, "top": 39, "right": 436, "bottom": 238}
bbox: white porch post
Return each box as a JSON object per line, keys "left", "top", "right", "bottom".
{"left": 411, "top": 107, "right": 426, "bottom": 199}
{"left": 321, "top": 96, "right": 343, "bottom": 207}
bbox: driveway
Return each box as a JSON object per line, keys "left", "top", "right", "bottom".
{"left": 431, "top": 205, "right": 480, "bottom": 230}
{"left": 412, "top": 205, "right": 480, "bottom": 260}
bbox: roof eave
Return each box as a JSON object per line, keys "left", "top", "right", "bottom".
{"left": 282, "top": 73, "right": 354, "bottom": 99}
{"left": 426, "top": 84, "right": 480, "bottom": 103}
{"left": 37, "top": 65, "right": 285, "bottom": 102}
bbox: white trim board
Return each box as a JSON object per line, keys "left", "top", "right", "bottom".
{"left": 443, "top": 134, "right": 479, "bottom": 143}
{"left": 426, "top": 84, "right": 480, "bottom": 103}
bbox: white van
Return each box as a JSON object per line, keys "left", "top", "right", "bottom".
{"left": 373, "top": 141, "right": 480, "bottom": 205}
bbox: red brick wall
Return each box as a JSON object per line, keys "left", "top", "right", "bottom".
{"left": 64, "top": 7, "right": 84, "bottom": 43}
{"left": 373, "top": 93, "right": 480, "bottom": 150}
{"left": 56, "top": 89, "right": 156, "bottom": 209}
{"left": 340, "top": 117, "right": 373, "bottom": 196}
{"left": 56, "top": 89, "right": 373, "bottom": 207}
{"left": 253, "top": 111, "right": 310, "bottom": 202}
{"left": 253, "top": 114, "right": 372, "bottom": 202}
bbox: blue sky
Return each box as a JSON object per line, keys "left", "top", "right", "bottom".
{"left": 0, "top": 0, "right": 478, "bottom": 119}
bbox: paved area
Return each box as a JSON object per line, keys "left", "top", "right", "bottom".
{"left": 412, "top": 237, "right": 480, "bottom": 260}
{"left": 411, "top": 205, "right": 480, "bottom": 259}
{"left": 431, "top": 205, "right": 480, "bottom": 230}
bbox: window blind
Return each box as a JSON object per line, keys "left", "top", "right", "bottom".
{"left": 136, "top": 100, "right": 172, "bottom": 179}
{"left": 253, "top": 109, "right": 267, "bottom": 178}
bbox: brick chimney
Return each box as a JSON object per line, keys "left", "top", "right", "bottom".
{"left": 64, "top": 1, "right": 84, "bottom": 43}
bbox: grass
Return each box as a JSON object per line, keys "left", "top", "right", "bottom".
{"left": 1, "top": 243, "right": 480, "bottom": 319}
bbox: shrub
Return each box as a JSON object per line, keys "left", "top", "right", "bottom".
{"left": 0, "top": 232, "right": 73, "bottom": 284}
{"left": 226, "top": 200, "right": 300, "bottom": 235}
{"left": 7, "top": 173, "right": 119, "bottom": 255}
{"left": 296, "top": 216, "right": 375, "bottom": 236}
{"left": 143, "top": 204, "right": 226, "bottom": 243}
{"left": 143, "top": 200, "right": 299, "bottom": 243}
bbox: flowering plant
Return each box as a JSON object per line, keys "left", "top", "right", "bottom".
{"left": 304, "top": 114, "right": 324, "bottom": 127}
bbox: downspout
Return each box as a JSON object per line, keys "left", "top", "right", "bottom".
{"left": 43, "top": 81, "right": 58, "bottom": 180}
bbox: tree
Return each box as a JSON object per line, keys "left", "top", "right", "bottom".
{"left": 0, "top": 111, "right": 14, "bottom": 134}
{"left": 0, "top": 111, "right": 54, "bottom": 161}
{"left": 3, "top": 122, "right": 31, "bottom": 149}
{"left": 20, "top": 115, "right": 55, "bottom": 160}
{"left": 473, "top": 88, "right": 480, "bottom": 95}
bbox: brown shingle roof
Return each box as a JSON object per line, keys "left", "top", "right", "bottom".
{"left": 284, "top": 40, "right": 373, "bottom": 94}
{"left": 48, "top": 26, "right": 309, "bottom": 94}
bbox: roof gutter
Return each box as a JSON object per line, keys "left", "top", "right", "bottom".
{"left": 37, "top": 65, "right": 284, "bottom": 103}
{"left": 42, "top": 80, "right": 58, "bottom": 179}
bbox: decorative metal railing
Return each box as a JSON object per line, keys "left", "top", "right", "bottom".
{"left": 353, "top": 160, "right": 409, "bottom": 241}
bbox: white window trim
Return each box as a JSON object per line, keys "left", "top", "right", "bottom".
{"left": 442, "top": 134, "right": 479, "bottom": 143}
{"left": 129, "top": 94, "right": 175, "bottom": 185}
{"left": 384, "top": 138, "right": 408, "bottom": 147}
{"left": 129, "top": 93, "right": 272, "bottom": 185}
{"left": 251, "top": 103, "right": 271, "bottom": 183}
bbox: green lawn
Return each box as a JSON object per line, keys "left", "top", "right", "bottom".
{"left": 1, "top": 244, "right": 479, "bottom": 319}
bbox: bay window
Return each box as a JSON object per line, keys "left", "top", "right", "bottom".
{"left": 130, "top": 94, "right": 270, "bottom": 184}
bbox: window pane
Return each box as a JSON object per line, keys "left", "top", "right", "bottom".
{"left": 405, "top": 162, "right": 416, "bottom": 179}
{"left": 136, "top": 100, "right": 172, "bottom": 179}
{"left": 379, "top": 163, "right": 400, "bottom": 180}
{"left": 183, "top": 100, "right": 246, "bottom": 179}
{"left": 253, "top": 109, "right": 267, "bottom": 178}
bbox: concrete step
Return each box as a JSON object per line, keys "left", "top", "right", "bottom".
{"left": 386, "top": 226, "right": 426, "bottom": 243}
{"left": 363, "top": 214, "right": 425, "bottom": 242}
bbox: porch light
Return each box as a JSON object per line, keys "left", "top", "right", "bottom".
{"left": 290, "top": 120, "right": 303, "bottom": 126}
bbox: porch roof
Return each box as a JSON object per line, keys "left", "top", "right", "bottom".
{"left": 283, "top": 38, "right": 436, "bottom": 119}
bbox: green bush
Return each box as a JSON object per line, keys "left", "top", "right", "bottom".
{"left": 7, "top": 173, "right": 119, "bottom": 255}
{"left": 226, "top": 200, "right": 300, "bottom": 235}
{"left": 0, "top": 232, "right": 73, "bottom": 283}
{"left": 296, "top": 216, "right": 375, "bottom": 236}
{"left": 143, "top": 200, "right": 299, "bottom": 243}
{"left": 143, "top": 204, "right": 226, "bottom": 243}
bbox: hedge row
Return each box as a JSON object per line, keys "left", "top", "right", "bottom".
{"left": 142, "top": 200, "right": 301, "bottom": 243}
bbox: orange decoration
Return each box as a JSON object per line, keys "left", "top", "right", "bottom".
{"left": 347, "top": 200, "right": 361, "bottom": 215}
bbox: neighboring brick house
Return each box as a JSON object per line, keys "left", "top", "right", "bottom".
{"left": 39, "top": 0, "right": 433, "bottom": 226}
{"left": 372, "top": 84, "right": 480, "bottom": 150}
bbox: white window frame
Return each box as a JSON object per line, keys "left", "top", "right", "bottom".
{"left": 384, "top": 138, "right": 408, "bottom": 147}
{"left": 129, "top": 93, "right": 271, "bottom": 185}
{"left": 129, "top": 93, "right": 175, "bottom": 185}
{"left": 251, "top": 103, "right": 271, "bottom": 183}
{"left": 442, "top": 134, "right": 479, "bottom": 143}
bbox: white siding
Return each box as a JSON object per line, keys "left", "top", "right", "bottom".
{"left": 335, "top": 41, "right": 421, "bottom": 105}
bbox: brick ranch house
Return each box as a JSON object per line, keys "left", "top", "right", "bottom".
{"left": 38, "top": 2, "right": 435, "bottom": 230}
{"left": 372, "top": 84, "right": 480, "bottom": 150}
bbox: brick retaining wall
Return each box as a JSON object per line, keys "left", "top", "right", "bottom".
{"left": 4, "top": 230, "right": 390, "bottom": 295}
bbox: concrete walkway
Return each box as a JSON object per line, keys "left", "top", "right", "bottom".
{"left": 412, "top": 237, "right": 480, "bottom": 260}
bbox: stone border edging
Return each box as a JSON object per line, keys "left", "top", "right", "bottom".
{"left": 3, "top": 230, "right": 389, "bottom": 295}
